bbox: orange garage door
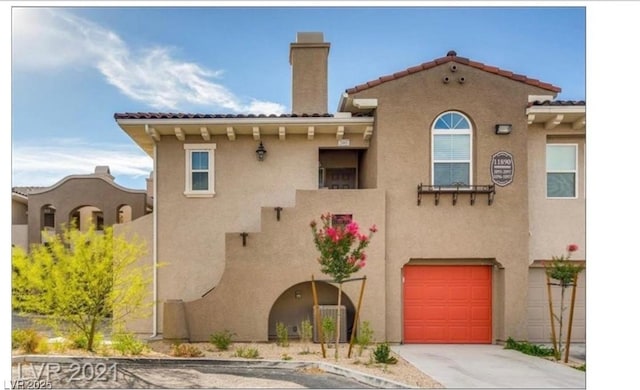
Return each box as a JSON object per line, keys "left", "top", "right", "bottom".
{"left": 403, "top": 265, "right": 492, "bottom": 343}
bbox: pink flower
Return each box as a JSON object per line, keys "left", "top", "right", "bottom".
{"left": 567, "top": 244, "right": 579, "bottom": 252}
{"left": 369, "top": 225, "right": 378, "bottom": 233}
{"left": 358, "top": 233, "right": 368, "bottom": 242}
{"left": 358, "top": 261, "right": 366, "bottom": 269}
{"left": 346, "top": 222, "right": 359, "bottom": 236}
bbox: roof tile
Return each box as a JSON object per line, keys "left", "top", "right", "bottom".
{"left": 345, "top": 52, "right": 562, "bottom": 94}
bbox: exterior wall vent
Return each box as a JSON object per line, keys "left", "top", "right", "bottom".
{"left": 313, "top": 305, "right": 347, "bottom": 343}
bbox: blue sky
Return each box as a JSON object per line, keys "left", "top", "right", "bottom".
{"left": 8, "top": 4, "right": 588, "bottom": 189}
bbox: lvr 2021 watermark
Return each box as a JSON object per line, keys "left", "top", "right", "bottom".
{"left": 7, "top": 362, "right": 118, "bottom": 388}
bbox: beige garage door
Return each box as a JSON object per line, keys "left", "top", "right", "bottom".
{"left": 527, "top": 267, "right": 585, "bottom": 343}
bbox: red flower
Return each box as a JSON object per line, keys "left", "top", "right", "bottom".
{"left": 369, "top": 225, "right": 378, "bottom": 233}
{"left": 567, "top": 244, "right": 579, "bottom": 252}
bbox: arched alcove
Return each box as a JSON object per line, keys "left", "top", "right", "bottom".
{"left": 268, "top": 281, "right": 355, "bottom": 341}
{"left": 117, "top": 204, "right": 133, "bottom": 223}
{"left": 69, "top": 205, "right": 104, "bottom": 232}
{"left": 40, "top": 204, "right": 56, "bottom": 243}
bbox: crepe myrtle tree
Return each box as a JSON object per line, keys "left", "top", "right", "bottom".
{"left": 544, "top": 243, "right": 584, "bottom": 361}
{"left": 310, "top": 213, "right": 377, "bottom": 360}
{"left": 12, "top": 224, "right": 152, "bottom": 351}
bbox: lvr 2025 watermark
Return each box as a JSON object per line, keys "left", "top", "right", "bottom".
{"left": 7, "top": 362, "right": 118, "bottom": 388}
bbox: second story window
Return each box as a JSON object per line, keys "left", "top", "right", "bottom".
{"left": 184, "top": 144, "right": 216, "bottom": 197}
{"left": 431, "top": 111, "right": 473, "bottom": 186}
{"left": 546, "top": 144, "right": 577, "bottom": 198}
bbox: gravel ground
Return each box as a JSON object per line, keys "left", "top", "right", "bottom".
{"left": 147, "top": 340, "right": 444, "bottom": 388}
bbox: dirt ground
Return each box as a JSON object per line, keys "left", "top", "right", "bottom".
{"left": 147, "top": 340, "right": 444, "bottom": 388}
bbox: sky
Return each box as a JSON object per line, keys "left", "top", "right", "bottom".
{"left": 7, "top": 4, "right": 589, "bottom": 190}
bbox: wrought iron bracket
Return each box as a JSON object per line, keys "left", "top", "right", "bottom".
{"left": 417, "top": 183, "right": 496, "bottom": 206}
{"left": 274, "top": 207, "right": 283, "bottom": 221}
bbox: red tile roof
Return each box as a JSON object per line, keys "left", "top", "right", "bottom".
{"left": 114, "top": 112, "right": 374, "bottom": 120}
{"left": 345, "top": 51, "right": 562, "bottom": 94}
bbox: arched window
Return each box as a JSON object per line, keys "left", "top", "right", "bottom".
{"left": 431, "top": 111, "right": 473, "bottom": 186}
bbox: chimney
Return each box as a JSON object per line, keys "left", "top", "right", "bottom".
{"left": 289, "top": 32, "right": 330, "bottom": 114}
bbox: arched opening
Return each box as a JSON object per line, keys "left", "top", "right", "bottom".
{"left": 40, "top": 204, "right": 56, "bottom": 243}
{"left": 69, "top": 205, "right": 104, "bottom": 232}
{"left": 117, "top": 204, "right": 133, "bottom": 223}
{"left": 268, "top": 281, "right": 356, "bottom": 342}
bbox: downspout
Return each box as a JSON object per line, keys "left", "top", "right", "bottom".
{"left": 145, "top": 123, "right": 159, "bottom": 338}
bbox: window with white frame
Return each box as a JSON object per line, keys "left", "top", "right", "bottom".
{"left": 184, "top": 144, "right": 216, "bottom": 197}
{"left": 546, "top": 144, "right": 577, "bottom": 198}
{"left": 431, "top": 111, "right": 473, "bottom": 186}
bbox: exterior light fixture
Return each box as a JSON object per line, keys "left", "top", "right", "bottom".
{"left": 256, "top": 142, "right": 267, "bottom": 161}
{"left": 294, "top": 290, "right": 302, "bottom": 299}
{"left": 495, "top": 124, "right": 512, "bottom": 135}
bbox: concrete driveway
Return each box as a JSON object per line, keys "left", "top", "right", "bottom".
{"left": 392, "top": 344, "right": 585, "bottom": 388}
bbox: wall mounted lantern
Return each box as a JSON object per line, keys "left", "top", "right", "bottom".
{"left": 495, "top": 124, "right": 513, "bottom": 135}
{"left": 256, "top": 142, "right": 267, "bottom": 161}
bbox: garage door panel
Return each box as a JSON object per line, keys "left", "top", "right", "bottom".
{"left": 527, "top": 268, "right": 586, "bottom": 343}
{"left": 403, "top": 265, "right": 492, "bottom": 343}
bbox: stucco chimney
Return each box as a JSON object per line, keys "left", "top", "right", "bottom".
{"left": 94, "top": 165, "right": 114, "bottom": 181}
{"left": 289, "top": 32, "right": 330, "bottom": 114}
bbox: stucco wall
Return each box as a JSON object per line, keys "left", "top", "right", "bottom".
{"left": 183, "top": 189, "right": 386, "bottom": 342}
{"left": 113, "top": 213, "right": 154, "bottom": 335}
{"left": 12, "top": 199, "right": 28, "bottom": 225}
{"left": 349, "top": 62, "right": 555, "bottom": 342}
{"left": 12, "top": 225, "right": 28, "bottom": 250}
{"left": 528, "top": 127, "right": 586, "bottom": 261}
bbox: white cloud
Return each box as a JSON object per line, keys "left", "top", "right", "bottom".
{"left": 12, "top": 8, "right": 286, "bottom": 114}
{"left": 11, "top": 140, "right": 153, "bottom": 188}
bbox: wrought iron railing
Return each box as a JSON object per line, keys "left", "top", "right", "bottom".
{"left": 417, "top": 183, "right": 495, "bottom": 206}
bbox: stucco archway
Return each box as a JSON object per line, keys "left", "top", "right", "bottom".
{"left": 268, "top": 281, "right": 355, "bottom": 341}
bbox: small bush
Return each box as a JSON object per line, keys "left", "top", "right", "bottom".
{"left": 373, "top": 342, "right": 398, "bottom": 364}
{"left": 276, "top": 322, "right": 289, "bottom": 347}
{"left": 504, "top": 337, "right": 555, "bottom": 357}
{"left": 281, "top": 353, "right": 292, "bottom": 361}
{"left": 210, "top": 329, "right": 235, "bottom": 351}
{"left": 575, "top": 364, "right": 586, "bottom": 372}
{"left": 171, "top": 343, "right": 204, "bottom": 357}
{"left": 112, "top": 333, "right": 147, "bottom": 356}
{"left": 299, "top": 319, "right": 313, "bottom": 343}
{"left": 70, "top": 332, "right": 103, "bottom": 351}
{"left": 321, "top": 316, "right": 335, "bottom": 344}
{"left": 356, "top": 321, "right": 375, "bottom": 357}
{"left": 235, "top": 346, "right": 260, "bottom": 359}
{"left": 12, "top": 329, "right": 47, "bottom": 354}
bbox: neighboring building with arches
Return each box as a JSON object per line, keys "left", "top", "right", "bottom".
{"left": 12, "top": 166, "right": 151, "bottom": 249}
{"left": 113, "top": 33, "right": 585, "bottom": 346}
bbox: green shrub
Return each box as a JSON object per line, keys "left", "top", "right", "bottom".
{"left": 276, "top": 322, "right": 289, "bottom": 347}
{"left": 12, "top": 329, "right": 47, "bottom": 354}
{"left": 70, "top": 332, "right": 103, "bottom": 351}
{"left": 171, "top": 343, "right": 204, "bottom": 357}
{"left": 356, "top": 321, "right": 375, "bottom": 357}
{"left": 373, "top": 342, "right": 398, "bottom": 364}
{"left": 575, "top": 364, "right": 586, "bottom": 371}
{"left": 210, "top": 329, "right": 235, "bottom": 351}
{"left": 299, "top": 319, "right": 313, "bottom": 343}
{"left": 112, "top": 333, "right": 147, "bottom": 356}
{"left": 321, "top": 316, "right": 335, "bottom": 344}
{"left": 235, "top": 346, "right": 260, "bottom": 359}
{"left": 504, "top": 337, "right": 555, "bottom": 357}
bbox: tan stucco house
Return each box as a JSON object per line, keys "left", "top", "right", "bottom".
{"left": 114, "top": 32, "right": 585, "bottom": 345}
{"left": 11, "top": 166, "right": 152, "bottom": 250}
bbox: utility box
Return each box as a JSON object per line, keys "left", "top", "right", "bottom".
{"left": 313, "top": 305, "right": 347, "bottom": 343}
